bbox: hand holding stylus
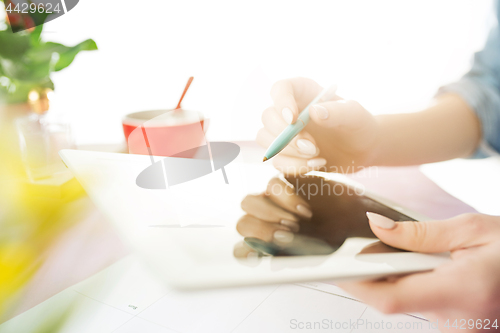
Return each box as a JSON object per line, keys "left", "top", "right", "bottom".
{"left": 257, "top": 77, "right": 380, "bottom": 174}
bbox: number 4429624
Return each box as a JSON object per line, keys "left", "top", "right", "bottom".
{"left": 5, "top": 2, "right": 61, "bottom": 14}
{"left": 444, "top": 319, "right": 498, "bottom": 330}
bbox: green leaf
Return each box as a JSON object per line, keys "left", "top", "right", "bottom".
{"left": 0, "top": 30, "right": 31, "bottom": 59}
{"left": 1, "top": 39, "right": 98, "bottom": 82}
{"left": 0, "top": 57, "right": 51, "bottom": 82}
{"left": 53, "top": 39, "right": 98, "bottom": 71}
{"left": 30, "top": 25, "right": 43, "bottom": 46}
{"left": 23, "top": 39, "right": 98, "bottom": 72}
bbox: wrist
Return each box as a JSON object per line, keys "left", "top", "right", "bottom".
{"left": 361, "top": 115, "right": 386, "bottom": 166}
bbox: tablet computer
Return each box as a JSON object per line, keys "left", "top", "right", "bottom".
{"left": 60, "top": 149, "right": 449, "bottom": 290}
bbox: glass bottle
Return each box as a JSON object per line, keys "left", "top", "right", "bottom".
{"left": 16, "top": 88, "right": 75, "bottom": 182}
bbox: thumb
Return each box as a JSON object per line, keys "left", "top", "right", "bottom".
{"left": 365, "top": 212, "right": 497, "bottom": 253}
{"left": 309, "top": 100, "right": 373, "bottom": 129}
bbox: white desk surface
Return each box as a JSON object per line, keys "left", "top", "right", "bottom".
{"left": 1, "top": 254, "right": 441, "bottom": 333}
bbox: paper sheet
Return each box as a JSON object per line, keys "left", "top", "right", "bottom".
{"left": 421, "top": 157, "right": 500, "bottom": 216}
{"left": 0, "top": 255, "right": 439, "bottom": 333}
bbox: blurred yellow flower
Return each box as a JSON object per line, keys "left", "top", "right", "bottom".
{"left": 0, "top": 125, "right": 83, "bottom": 323}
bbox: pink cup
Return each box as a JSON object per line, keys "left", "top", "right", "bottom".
{"left": 122, "top": 109, "right": 206, "bottom": 158}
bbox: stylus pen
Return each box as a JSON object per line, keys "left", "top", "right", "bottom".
{"left": 262, "top": 85, "right": 337, "bottom": 162}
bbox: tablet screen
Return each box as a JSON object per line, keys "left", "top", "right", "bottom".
{"left": 244, "top": 175, "right": 416, "bottom": 256}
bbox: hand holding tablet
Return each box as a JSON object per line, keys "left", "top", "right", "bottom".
{"left": 338, "top": 213, "right": 500, "bottom": 326}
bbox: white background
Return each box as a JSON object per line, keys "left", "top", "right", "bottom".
{"left": 1, "top": 0, "right": 495, "bottom": 145}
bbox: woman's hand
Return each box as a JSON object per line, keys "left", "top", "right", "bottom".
{"left": 259, "top": 78, "right": 482, "bottom": 172}
{"left": 257, "top": 77, "right": 380, "bottom": 174}
{"left": 338, "top": 213, "right": 500, "bottom": 332}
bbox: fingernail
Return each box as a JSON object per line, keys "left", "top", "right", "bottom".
{"left": 282, "top": 107, "right": 294, "bottom": 124}
{"left": 281, "top": 219, "right": 300, "bottom": 232}
{"left": 307, "top": 158, "right": 326, "bottom": 168}
{"left": 366, "top": 212, "right": 396, "bottom": 230}
{"left": 312, "top": 105, "right": 329, "bottom": 120}
{"left": 233, "top": 242, "right": 253, "bottom": 258}
{"left": 296, "top": 204, "right": 313, "bottom": 218}
{"left": 247, "top": 251, "right": 261, "bottom": 260}
{"left": 274, "top": 230, "right": 294, "bottom": 243}
{"left": 296, "top": 139, "right": 317, "bottom": 155}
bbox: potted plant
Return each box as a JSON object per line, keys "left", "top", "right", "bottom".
{"left": 0, "top": 0, "right": 97, "bottom": 116}
{"left": 0, "top": 1, "right": 98, "bottom": 182}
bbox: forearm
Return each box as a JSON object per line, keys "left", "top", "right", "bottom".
{"left": 372, "top": 94, "right": 481, "bottom": 166}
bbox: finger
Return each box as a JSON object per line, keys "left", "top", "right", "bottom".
{"left": 294, "top": 132, "right": 319, "bottom": 157}
{"left": 232, "top": 241, "right": 262, "bottom": 266}
{"left": 338, "top": 270, "right": 462, "bottom": 314}
{"left": 236, "top": 214, "right": 294, "bottom": 243}
{"left": 272, "top": 154, "right": 327, "bottom": 175}
{"left": 233, "top": 241, "right": 259, "bottom": 259}
{"left": 309, "top": 100, "right": 374, "bottom": 130}
{"left": 366, "top": 212, "right": 500, "bottom": 253}
{"left": 256, "top": 127, "right": 319, "bottom": 158}
{"left": 270, "top": 79, "right": 300, "bottom": 125}
{"left": 240, "top": 194, "right": 298, "bottom": 223}
{"left": 261, "top": 105, "right": 288, "bottom": 137}
{"left": 265, "top": 177, "right": 312, "bottom": 219}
